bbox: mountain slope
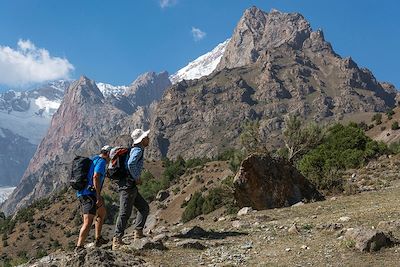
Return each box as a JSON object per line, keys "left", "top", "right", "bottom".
{"left": 147, "top": 7, "right": 398, "bottom": 160}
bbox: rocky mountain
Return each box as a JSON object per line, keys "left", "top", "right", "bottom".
{"left": 125, "top": 71, "right": 171, "bottom": 108}
{"left": 1, "top": 72, "right": 171, "bottom": 215}
{"left": 0, "top": 81, "right": 70, "bottom": 186}
{"left": 147, "top": 7, "right": 399, "bottom": 159}
{"left": 170, "top": 39, "right": 230, "bottom": 84}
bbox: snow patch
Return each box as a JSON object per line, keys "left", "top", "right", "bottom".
{"left": 96, "top": 82, "right": 129, "bottom": 97}
{"left": 170, "top": 39, "right": 230, "bottom": 84}
{"left": 0, "top": 187, "right": 15, "bottom": 204}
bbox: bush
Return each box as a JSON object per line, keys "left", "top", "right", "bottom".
{"left": 371, "top": 113, "right": 382, "bottom": 125}
{"left": 391, "top": 121, "right": 399, "bottom": 130}
{"left": 182, "top": 186, "right": 237, "bottom": 222}
{"left": 298, "top": 123, "right": 388, "bottom": 191}
{"left": 181, "top": 192, "right": 205, "bottom": 223}
{"left": 216, "top": 149, "right": 245, "bottom": 173}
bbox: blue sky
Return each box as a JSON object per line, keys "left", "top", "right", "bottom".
{"left": 0, "top": 0, "right": 399, "bottom": 89}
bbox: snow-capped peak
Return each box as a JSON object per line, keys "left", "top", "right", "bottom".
{"left": 170, "top": 39, "right": 230, "bottom": 84}
{"left": 96, "top": 82, "right": 129, "bottom": 97}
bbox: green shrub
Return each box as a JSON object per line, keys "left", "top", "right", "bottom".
{"left": 181, "top": 192, "right": 205, "bottom": 223}
{"left": 298, "top": 123, "right": 388, "bottom": 190}
{"left": 371, "top": 113, "right": 382, "bottom": 125}
{"left": 391, "top": 121, "right": 399, "bottom": 130}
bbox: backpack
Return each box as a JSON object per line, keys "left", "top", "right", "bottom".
{"left": 107, "top": 147, "right": 131, "bottom": 180}
{"left": 70, "top": 156, "right": 92, "bottom": 191}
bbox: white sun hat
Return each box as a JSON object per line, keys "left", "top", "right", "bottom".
{"left": 101, "top": 145, "right": 113, "bottom": 153}
{"left": 131, "top": 129, "right": 150, "bottom": 144}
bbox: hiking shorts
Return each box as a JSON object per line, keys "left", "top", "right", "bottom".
{"left": 79, "top": 195, "right": 97, "bottom": 215}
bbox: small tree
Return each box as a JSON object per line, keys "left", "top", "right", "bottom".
{"left": 239, "top": 119, "right": 264, "bottom": 154}
{"left": 391, "top": 121, "right": 399, "bottom": 130}
{"left": 371, "top": 113, "right": 382, "bottom": 125}
{"left": 282, "top": 116, "right": 323, "bottom": 163}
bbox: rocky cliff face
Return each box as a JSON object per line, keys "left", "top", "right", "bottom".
{"left": 125, "top": 71, "right": 171, "bottom": 109}
{"left": 147, "top": 7, "right": 398, "bottom": 160}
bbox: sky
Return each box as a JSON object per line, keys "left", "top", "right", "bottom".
{"left": 0, "top": 0, "right": 399, "bottom": 89}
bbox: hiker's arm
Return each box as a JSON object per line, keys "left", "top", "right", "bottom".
{"left": 127, "top": 148, "right": 142, "bottom": 180}
{"left": 93, "top": 173, "right": 103, "bottom": 205}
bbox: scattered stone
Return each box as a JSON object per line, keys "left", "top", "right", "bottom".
{"left": 291, "top": 201, "right": 305, "bottom": 207}
{"left": 330, "top": 197, "right": 337, "bottom": 201}
{"left": 338, "top": 216, "right": 351, "bottom": 222}
{"left": 344, "top": 227, "right": 399, "bottom": 252}
{"left": 237, "top": 207, "right": 253, "bottom": 216}
{"left": 152, "top": 234, "right": 169, "bottom": 242}
{"left": 180, "top": 226, "right": 208, "bottom": 238}
{"left": 285, "top": 248, "right": 291, "bottom": 252}
{"left": 301, "top": 245, "right": 309, "bottom": 250}
{"left": 218, "top": 217, "right": 226, "bottom": 222}
{"left": 241, "top": 242, "right": 253, "bottom": 249}
{"left": 130, "top": 238, "right": 167, "bottom": 250}
{"left": 288, "top": 224, "right": 300, "bottom": 235}
{"left": 156, "top": 190, "right": 170, "bottom": 202}
{"left": 185, "top": 194, "right": 192, "bottom": 203}
{"left": 176, "top": 239, "right": 207, "bottom": 250}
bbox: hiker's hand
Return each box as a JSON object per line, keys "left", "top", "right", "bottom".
{"left": 135, "top": 178, "right": 142, "bottom": 185}
{"left": 96, "top": 196, "right": 104, "bottom": 208}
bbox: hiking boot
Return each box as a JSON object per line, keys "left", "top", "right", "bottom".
{"left": 95, "top": 236, "right": 109, "bottom": 247}
{"left": 134, "top": 229, "right": 145, "bottom": 239}
{"left": 112, "top": 237, "right": 128, "bottom": 250}
{"left": 74, "top": 246, "right": 85, "bottom": 254}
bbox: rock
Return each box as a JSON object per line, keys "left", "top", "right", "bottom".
{"left": 29, "top": 248, "right": 146, "bottom": 266}
{"left": 156, "top": 190, "right": 170, "bottom": 202}
{"left": 232, "top": 220, "right": 249, "bottom": 229}
{"left": 344, "top": 227, "right": 399, "bottom": 252}
{"left": 300, "top": 245, "right": 309, "bottom": 250}
{"left": 285, "top": 248, "right": 291, "bottom": 252}
{"left": 129, "top": 238, "right": 167, "bottom": 250}
{"left": 233, "top": 154, "right": 324, "bottom": 210}
{"left": 291, "top": 201, "right": 305, "bottom": 207}
{"left": 338, "top": 216, "right": 351, "bottom": 222}
{"left": 237, "top": 207, "right": 253, "bottom": 216}
{"left": 288, "top": 224, "right": 300, "bottom": 235}
{"left": 218, "top": 217, "right": 226, "bottom": 222}
{"left": 184, "top": 194, "right": 192, "bottom": 203}
{"left": 152, "top": 234, "right": 169, "bottom": 242}
{"left": 241, "top": 242, "right": 253, "bottom": 249}
{"left": 176, "top": 239, "right": 207, "bottom": 250}
{"left": 180, "top": 226, "right": 208, "bottom": 238}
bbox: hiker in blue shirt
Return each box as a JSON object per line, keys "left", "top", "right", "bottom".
{"left": 75, "top": 145, "right": 112, "bottom": 252}
{"left": 113, "top": 129, "right": 150, "bottom": 250}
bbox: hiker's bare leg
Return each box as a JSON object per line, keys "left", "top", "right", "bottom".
{"left": 95, "top": 205, "right": 106, "bottom": 239}
{"left": 77, "top": 214, "right": 95, "bottom": 246}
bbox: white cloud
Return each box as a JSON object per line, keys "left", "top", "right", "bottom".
{"left": 0, "top": 39, "right": 74, "bottom": 87}
{"left": 191, "top": 27, "right": 207, "bottom": 42}
{"left": 160, "top": 0, "right": 177, "bottom": 8}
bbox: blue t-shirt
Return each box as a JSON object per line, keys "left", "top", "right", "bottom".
{"left": 76, "top": 155, "right": 106, "bottom": 197}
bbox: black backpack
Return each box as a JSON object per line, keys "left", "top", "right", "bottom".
{"left": 70, "top": 156, "right": 92, "bottom": 190}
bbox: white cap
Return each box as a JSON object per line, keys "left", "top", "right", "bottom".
{"left": 131, "top": 129, "right": 150, "bottom": 144}
{"left": 101, "top": 145, "right": 113, "bottom": 153}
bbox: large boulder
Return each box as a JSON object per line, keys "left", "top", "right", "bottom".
{"left": 233, "top": 153, "right": 323, "bottom": 209}
{"left": 344, "top": 227, "right": 399, "bottom": 252}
